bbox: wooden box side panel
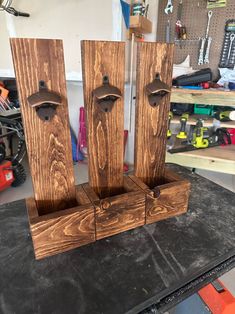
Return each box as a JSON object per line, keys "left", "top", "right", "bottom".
{"left": 27, "top": 198, "right": 95, "bottom": 260}
{"left": 134, "top": 42, "right": 174, "bottom": 187}
{"left": 83, "top": 176, "right": 146, "bottom": 241}
{"left": 146, "top": 180, "right": 191, "bottom": 225}
{"left": 164, "top": 168, "right": 184, "bottom": 182}
{"left": 81, "top": 40, "right": 125, "bottom": 199}
{"left": 10, "top": 38, "right": 76, "bottom": 215}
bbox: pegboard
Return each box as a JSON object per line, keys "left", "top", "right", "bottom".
{"left": 157, "top": 0, "right": 235, "bottom": 79}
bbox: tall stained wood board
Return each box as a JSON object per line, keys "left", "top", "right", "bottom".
{"left": 134, "top": 42, "right": 174, "bottom": 188}
{"left": 81, "top": 41, "right": 125, "bottom": 198}
{"left": 10, "top": 38, "right": 76, "bottom": 215}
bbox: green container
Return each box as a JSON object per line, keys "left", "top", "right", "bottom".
{"left": 194, "top": 104, "right": 214, "bottom": 116}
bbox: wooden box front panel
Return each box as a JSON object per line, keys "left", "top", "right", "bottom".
{"left": 83, "top": 176, "right": 146, "bottom": 240}
{"left": 27, "top": 185, "right": 95, "bottom": 260}
{"left": 95, "top": 190, "right": 146, "bottom": 240}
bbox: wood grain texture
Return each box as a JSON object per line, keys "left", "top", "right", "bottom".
{"left": 82, "top": 177, "right": 145, "bottom": 240}
{"left": 95, "top": 191, "right": 146, "bottom": 240}
{"left": 27, "top": 193, "right": 95, "bottom": 260}
{"left": 145, "top": 180, "right": 191, "bottom": 224}
{"left": 129, "top": 169, "right": 191, "bottom": 224}
{"left": 10, "top": 38, "right": 76, "bottom": 215}
{"left": 134, "top": 42, "right": 174, "bottom": 187}
{"left": 171, "top": 88, "right": 235, "bottom": 106}
{"left": 81, "top": 41, "right": 125, "bottom": 198}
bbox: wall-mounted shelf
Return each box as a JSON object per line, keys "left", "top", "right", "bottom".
{"left": 171, "top": 88, "right": 235, "bottom": 107}
{"left": 129, "top": 15, "right": 152, "bottom": 34}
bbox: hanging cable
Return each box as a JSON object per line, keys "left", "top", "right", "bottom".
{"left": 0, "top": 0, "right": 29, "bottom": 17}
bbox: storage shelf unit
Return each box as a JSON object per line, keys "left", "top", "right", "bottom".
{"left": 166, "top": 145, "right": 235, "bottom": 175}
{"left": 167, "top": 88, "right": 235, "bottom": 174}
{"left": 171, "top": 88, "right": 235, "bottom": 107}
{"left": 171, "top": 114, "right": 235, "bottom": 129}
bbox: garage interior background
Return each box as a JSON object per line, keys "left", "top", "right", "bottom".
{"left": 0, "top": 0, "right": 234, "bottom": 193}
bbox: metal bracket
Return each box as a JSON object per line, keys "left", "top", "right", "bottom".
{"left": 27, "top": 81, "right": 62, "bottom": 121}
{"left": 93, "top": 76, "right": 122, "bottom": 113}
{"left": 145, "top": 73, "right": 171, "bottom": 107}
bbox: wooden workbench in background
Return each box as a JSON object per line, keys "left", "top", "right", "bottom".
{"left": 168, "top": 88, "right": 235, "bottom": 175}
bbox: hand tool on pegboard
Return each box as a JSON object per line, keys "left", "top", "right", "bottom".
{"left": 166, "top": 20, "right": 171, "bottom": 43}
{"left": 219, "top": 20, "right": 235, "bottom": 68}
{"left": 207, "top": 0, "right": 227, "bottom": 9}
{"left": 165, "top": 0, "right": 173, "bottom": 15}
{"left": 175, "top": 0, "right": 187, "bottom": 48}
{"left": 198, "top": 11, "right": 213, "bottom": 65}
{"left": 175, "top": 0, "right": 183, "bottom": 39}
{"left": 226, "top": 33, "right": 235, "bottom": 65}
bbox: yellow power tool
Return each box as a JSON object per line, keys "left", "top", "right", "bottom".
{"left": 177, "top": 113, "right": 189, "bottom": 139}
{"left": 192, "top": 119, "right": 209, "bottom": 148}
{"left": 167, "top": 111, "right": 173, "bottom": 139}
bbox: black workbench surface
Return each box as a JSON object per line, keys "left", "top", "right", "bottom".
{"left": 0, "top": 165, "right": 234, "bottom": 314}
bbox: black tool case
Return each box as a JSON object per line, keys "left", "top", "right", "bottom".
{"left": 173, "top": 68, "right": 212, "bottom": 86}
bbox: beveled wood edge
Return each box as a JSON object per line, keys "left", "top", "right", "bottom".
{"left": 34, "top": 239, "right": 93, "bottom": 261}
{"left": 145, "top": 206, "right": 189, "bottom": 225}
{"left": 129, "top": 171, "right": 191, "bottom": 195}
{"left": 82, "top": 176, "right": 146, "bottom": 204}
{"left": 27, "top": 183, "right": 95, "bottom": 225}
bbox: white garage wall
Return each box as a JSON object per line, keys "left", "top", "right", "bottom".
{"left": 0, "top": 0, "right": 121, "bottom": 79}
{"left": 0, "top": 0, "right": 159, "bottom": 163}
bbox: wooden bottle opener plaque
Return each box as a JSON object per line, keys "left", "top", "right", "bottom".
{"left": 10, "top": 38, "right": 95, "bottom": 259}
{"left": 81, "top": 40, "right": 146, "bottom": 240}
{"left": 10, "top": 39, "right": 190, "bottom": 259}
{"left": 133, "top": 42, "right": 191, "bottom": 224}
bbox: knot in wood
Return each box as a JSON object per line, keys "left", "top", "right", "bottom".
{"left": 101, "top": 200, "right": 111, "bottom": 210}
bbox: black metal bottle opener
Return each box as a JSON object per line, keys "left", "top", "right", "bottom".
{"left": 27, "top": 81, "right": 62, "bottom": 121}
{"left": 145, "top": 73, "right": 171, "bottom": 107}
{"left": 93, "top": 76, "right": 122, "bottom": 113}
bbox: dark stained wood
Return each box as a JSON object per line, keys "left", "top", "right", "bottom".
{"left": 81, "top": 41, "right": 125, "bottom": 198}
{"left": 146, "top": 180, "right": 191, "bottom": 224}
{"left": 82, "top": 183, "right": 100, "bottom": 203}
{"left": 129, "top": 169, "right": 191, "bottom": 224}
{"left": 128, "top": 174, "right": 152, "bottom": 193}
{"left": 27, "top": 191, "right": 95, "bottom": 260}
{"left": 134, "top": 42, "right": 174, "bottom": 187}
{"left": 83, "top": 177, "right": 146, "bottom": 240}
{"left": 76, "top": 185, "right": 93, "bottom": 205}
{"left": 27, "top": 90, "right": 62, "bottom": 108}
{"left": 164, "top": 168, "right": 184, "bottom": 182}
{"left": 10, "top": 38, "right": 76, "bottom": 215}
{"left": 95, "top": 191, "right": 146, "bottom": 240}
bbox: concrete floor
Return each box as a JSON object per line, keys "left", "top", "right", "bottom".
{"left": 0, "top": 160, "right": 88, "bottom": 205}
{"left": 0, "top": 159, "right": 234, "bottom": 305}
